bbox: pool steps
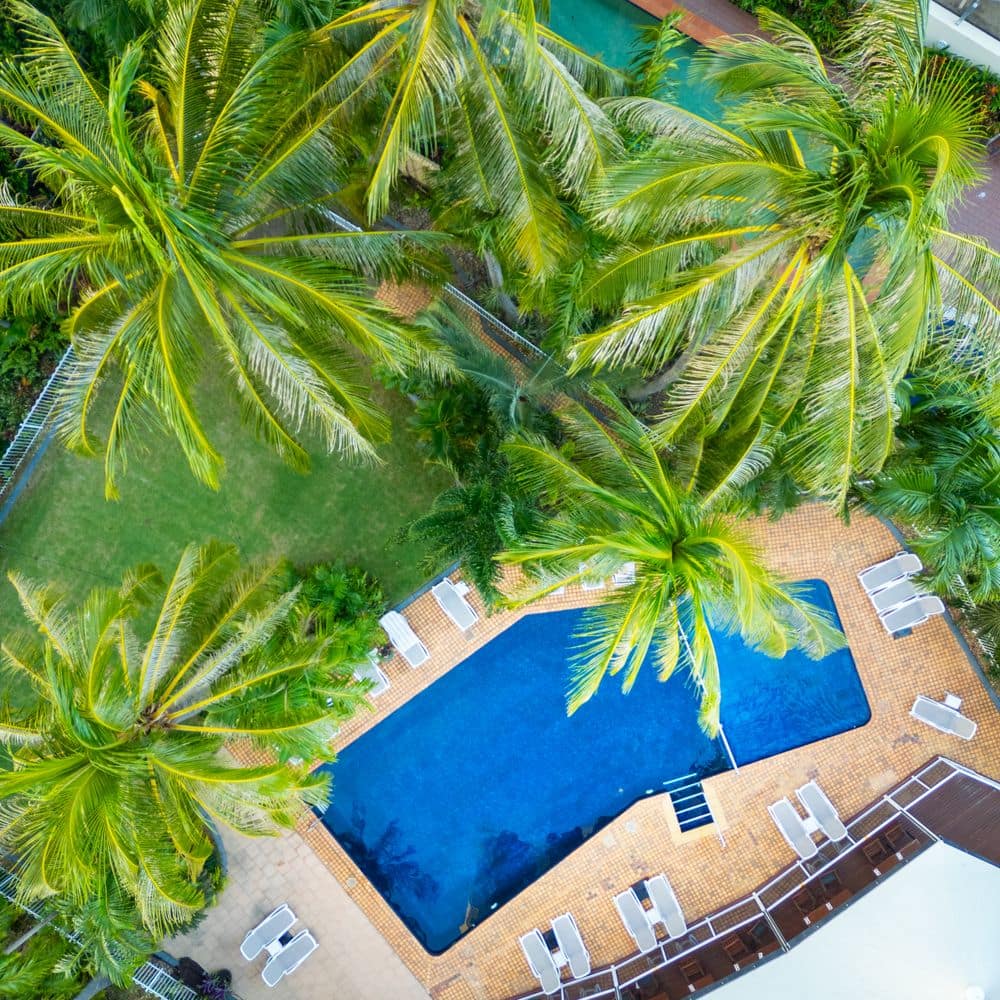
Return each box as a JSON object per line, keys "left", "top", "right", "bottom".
{"left": 661, "top": 773, "right": 715, "bottom": 832}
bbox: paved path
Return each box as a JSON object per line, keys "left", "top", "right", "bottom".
{"left": 168, "top": 824, "right": 430, "bottom": 1000}
{"left": 951, "top": 155, "right": 1000, "bottom": 247}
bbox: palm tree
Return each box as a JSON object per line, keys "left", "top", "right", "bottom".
{"left": 0, "top": 541, "right": 366, "bottom": 937}
{"left": 859, "top": 373, "right": 1000, "bottom": 601}
{"left": 570, "top": 0, "right": 999, "bottom": 504}
{"left": 403, "top": 443, "right": 540, "bottom": 606}
{"left": 498, "top": 393, "right": 843, "bottom": 733}
{"left": 321, "top": 0, "right": 628, "bottom": 283}
{"left": 0, "top": 0, "right": 441, "bottom": 498}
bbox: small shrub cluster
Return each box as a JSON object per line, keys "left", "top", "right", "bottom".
{"left": 0, "top": 312, "right": 65, "bottom": 440}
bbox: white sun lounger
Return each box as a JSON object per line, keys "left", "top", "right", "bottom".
{"left": 858, "top": 552, "right": 922, "bottom": 594}
{"left": 552, "top": 912, "right": 591, "bottom": 979}
{"left": 796, "top": 781, "right": 848, "bottom": 842}
{"left": 240, "top": 903, "right": 296, "bottom": 961}
{"left": 262, "top": 929, "right": 318, "bottom": 987}
{"left": 353, "top": 650, "right": 390, "bottom": 697}
{"left": 644, "top": 874, "right": 687, "bottom": 938}
{"left": 911, "top": 694, "right": 978, "bottom": 740}
{"left": 880, "top": 595, "right": 945, "bottom": 635}
{"left": 431, "top": 578, "right": 479, "bottom": 631}
{"left": 768, "top": 797, "right": 819, "bottom": 860}
{"left": 611, "top": 562, "right": 637, "bottom": 587}
{"left": 613, "top": 888, "right": 657, "bottom": 953}
{"left": 869, "top": 577, "right": 920, "bottom": 615}
{"left": 519, "top": 929, "right": 561, "bottom": 995}
{"left": 378, "top": 611, "right": 430, "bottom": 667}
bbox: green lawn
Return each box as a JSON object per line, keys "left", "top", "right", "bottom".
{"left": 0, "top": 381, "right": 451, "bottom": 622}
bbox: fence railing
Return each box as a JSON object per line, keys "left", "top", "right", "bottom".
{"left": 0, "top": 343, "right": 74, "bottom": 503}
{"left": 323, "top": 208, "right": 557, "bottom": 367}
{"left": 0, "top": 861, "right": 198, "bottom": 1000}
{"left": 511, "top": 755, "right": 979, "bottom": 1000}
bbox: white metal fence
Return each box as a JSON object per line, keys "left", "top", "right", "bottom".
{"left": 0, "top": 343, "right": 74, "bottom": 504}
{"left": 511, "top": 755, "right": 984, "bottom": 1000}
{"left": 0, "top": 861, "right": 198, "bottom": 1000}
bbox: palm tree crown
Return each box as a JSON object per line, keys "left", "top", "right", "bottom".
{"left": 0, "top": 542, "right": 365, "bottom": 936}
{"left": 498, "top": 394, "right": 843, "bottom": 733}
{"left": 323, "top": 0, "right": 627, "bottom": 280}
{"left": 0, "top": 0, "right": 439, "bottom": 497}
{"left": 571, "top": 0, "right": 999, "bottom": 504}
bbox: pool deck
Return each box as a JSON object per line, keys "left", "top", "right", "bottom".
{"left": 289, "top": 505, "right": 999, "bottom": 1000}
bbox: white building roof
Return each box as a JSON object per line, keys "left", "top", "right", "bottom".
{"left": 713, "top": 841, "right": 1000, "bottom": 1000}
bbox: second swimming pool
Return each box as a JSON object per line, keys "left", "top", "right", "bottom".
{"left": 315, "top": 580, "right": 869, "bottom": 953}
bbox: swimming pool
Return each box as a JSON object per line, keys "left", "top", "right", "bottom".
{"left": 548, "top": 0, "right": 722, "bottom": 120}
{"left": 315, "top": 581, "right": 869, "bottom": 953}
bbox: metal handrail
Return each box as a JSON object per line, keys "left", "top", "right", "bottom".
{"left": 0, "top": 861, "right": 197, "bottom": 1000}
{"left": 0, "top": 343, "right": 74, "bottom": 501}
{"left": 512, "top": 755, "right": 977, "bottom": 1000}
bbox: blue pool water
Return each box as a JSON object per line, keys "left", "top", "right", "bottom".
{"left": 315, "top": 581, "right": 869, "bottom": 953}
{"left": 548, "top": 0, "right": 723, "bottom": 120}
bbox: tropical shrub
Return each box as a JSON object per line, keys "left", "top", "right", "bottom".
{"left": 0, "top": 310, "right": 65, "bottom": 439}
{"left": 0, "top": 0, "right": 444, "bottom": 498}
{"left": 858, "top": 374, "right": 1000, "bottom": 602}
{"left": 569, "top": 0, "right": 999, "bottom": 506}
{"left": 401, "top": 444, "right": 541, "bottom": 607}
{"left": 498, "top": 392, "right": 844, "bottom": 733}
{"left": 963, "top": 602, "right": 1000, "bottom": 682}
{"left": 730, "top": 0, "right": 854, "bottom": 48}
{"left": 396, "top": 301, "right": 570, "bottom": 603}
{"left": 275, "top": 559, "right": 386, "bottom": 664}
{"left": 0, "top": 542, "right": 366, "bottom": 939}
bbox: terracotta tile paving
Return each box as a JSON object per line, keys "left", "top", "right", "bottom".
{"left": 294, "top": 505, "right": 1000, "bottom": 1000}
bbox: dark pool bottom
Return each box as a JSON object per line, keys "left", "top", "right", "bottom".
{"left": 313, "top": 580, "right": 869, "bottom": 953}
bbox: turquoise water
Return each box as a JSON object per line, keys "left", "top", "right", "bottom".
{"left": 316, "top": 581, "right": 869, "bottom": 953}
{"left": 548, "top": 0, "right": 722, "bottom": 119}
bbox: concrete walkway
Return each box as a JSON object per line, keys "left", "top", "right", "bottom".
{"left": 951, "top": 154, "right": 1000, "bottom": 248}
{"left": 168, "top": 824, "right": 429, "bottom": 1000}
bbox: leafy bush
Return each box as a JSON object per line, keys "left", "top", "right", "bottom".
{"left": 857, "top": 373, "right": 1000, "bottom": 602}
{"left": 927, "top": 51, "right": 1000, "bottom": 135}
{"left": 729, "top": 0, "right": 855, "bottom": 49}
{"left": 0, "top": 311, "right": 66, "bottom": 440}
{"left": 399, "top": 445, "right": 543, "bottom": 608}
{"left": 275, "top": 560, "right": 386, "bottom": 663}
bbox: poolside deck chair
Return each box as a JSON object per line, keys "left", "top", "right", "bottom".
{"left": 796, "top": 780, "right": 848, "bottom": 842}
{"left": 240, "top": 903, "right": 296, "bottom": 961}
{"left": 880, "top": 595, "right": 945, "bottom": 635}
{"left": 353, "top": 650, "right": 390, "bottom": 697}
{"left": 644, "top": 874, "right": 687, "bottom": 938}
{"left": 869, "top": 577, "right": 920, "bottom": 615}
{"left": 519, "top": 929, "right": 561, "bottom": 995}
{"left": 551, "top": 913, "right": 591, "bottom": 979}
{"left": 858, "top": 552, "right": 922, "bottom": 594}
{"left": 911, "top": 694, "right": 978, "bottom": 740}
{"left": 431, "top": 578, "right": 479, "bottom": 632}
{"left": 261, "top": 930, "right": 317, "bottom": 987}
{"left": 379, "top": 611, "right": 430, "bottom": 668}
{"left": 613, "top": 888, "right": 657, "bottom": 953}
{"left": 768, "top": 798, "right": 819, "bottom": 860}
{"left": 611, "top": 562, "right": 637, "bottom": 587}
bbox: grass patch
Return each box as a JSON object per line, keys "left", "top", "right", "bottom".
{"left": 0, "top": 381, "right": 450, "bottom": 620}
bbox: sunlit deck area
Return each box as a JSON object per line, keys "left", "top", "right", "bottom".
{"left": 178, "top": 505, "right": 1000, "bottom": 999}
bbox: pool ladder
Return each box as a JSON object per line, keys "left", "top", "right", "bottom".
{"left": 662, "top": 773, "right": 714, "bottom": 832}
